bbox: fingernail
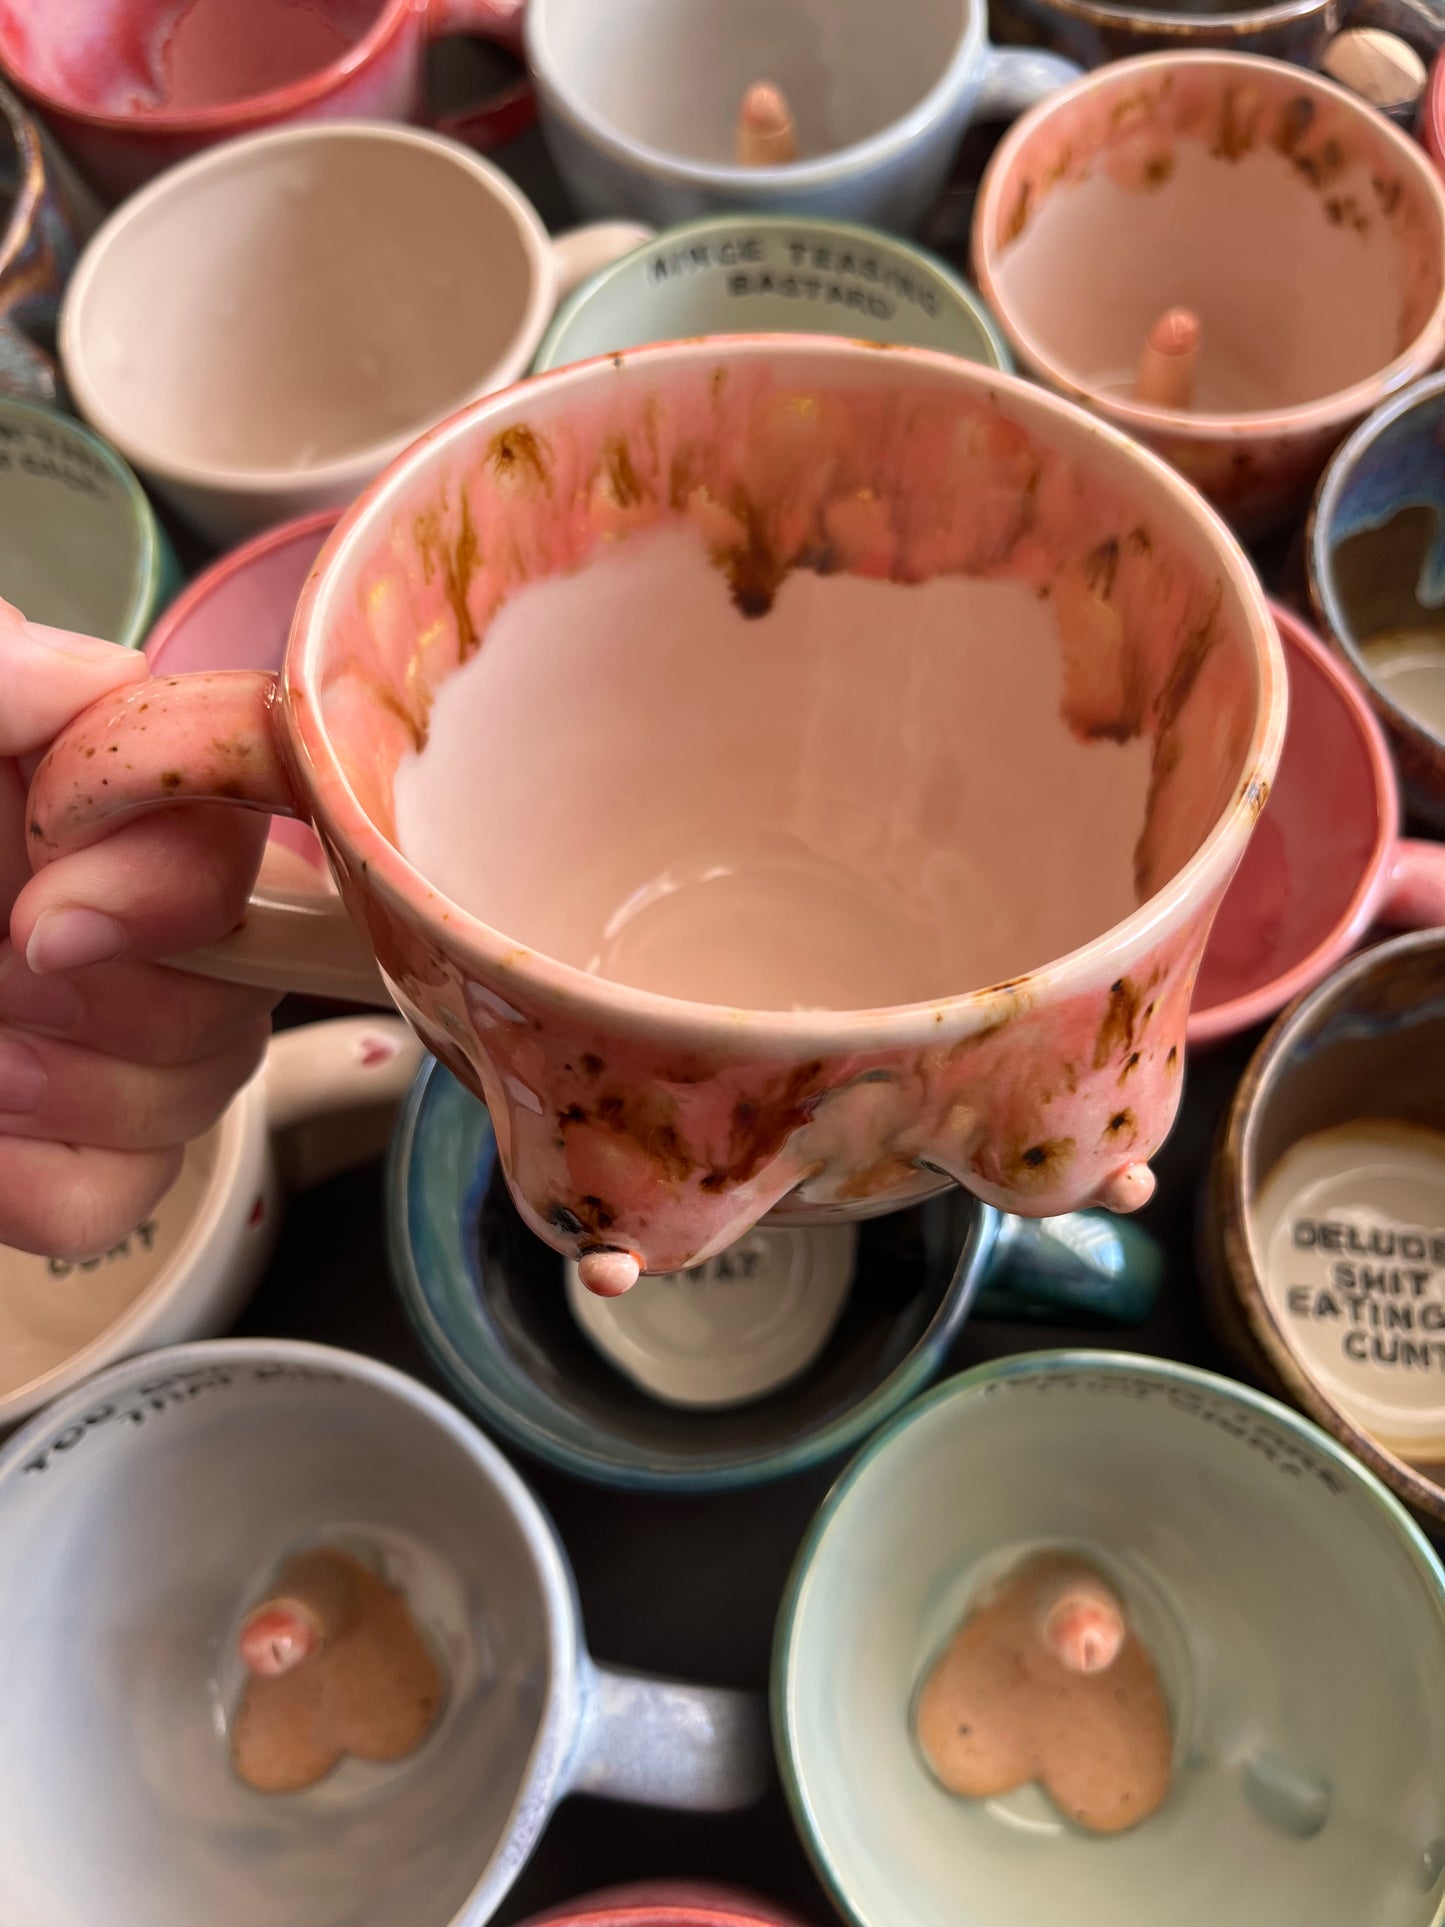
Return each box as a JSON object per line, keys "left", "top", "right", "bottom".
{"left": 0, "top": 1034, "right": 45, "bottom": 1115}
{"left": 26, "top": 909, "right": 125, "bottom": 974}
{"left": 0, "top": 953, "right": 81, "bottom": 1034}
{"left": 25, "top": 621, "right": 133, "bottom": 663}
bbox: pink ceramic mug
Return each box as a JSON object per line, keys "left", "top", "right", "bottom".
{"left": 0, "top": 0, "right": 533, "bottom": 204}
{"left": 972, "top": 52, "right": 1445, "bottom": 534}
{"left": 1188, "top": 601, "right": 1445, "bottom": 1044}
{"left": 141, "top": 510, "right": 387, "bottom": 1003}
{"left": 24, "top": 338, "right": 1285, "bottom": 1289}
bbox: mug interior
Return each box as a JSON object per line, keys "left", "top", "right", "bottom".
{"left": 0, "top": 1349, "right": 558, "bottom": 1926}
{"left": 0, "top": 0, "right": 389, "bottom": 116}
{"left": 533, "top": 0, "right": 968, "bottom": 163}
{"left": 779, "top": 1357, "right": 1445, "bottom": 1927}
{"left": 535, "top": 219, "right": 1009, "bottom": 371}
{"left": 1311, "top": 376, "right": 1445, "bottom": 754}
{"left": 981, "top": 57, "right": 1445, "bottom": 418}
{"left": 65, "top": 127, "right": 545, "bottom": 482}
{"left": 0, "top": 401, "right": 159, "bottom": 644}
{"left": 1238, "top": 934, "right": 1445, "bottom": 1472}
{"left": 300, "top": 341, "right": 1271, "bottom": 1015}
{"left": 0, "top": 1117, "right": 227, "bottom": 1417}
{"left": 392, "top": 1060, "right": 980, "bottom": 1486}
{"left": 1190, "top": 606, "right": 1388, "bottom": 1028}
{"left": 145, "top": 512, "right": 337, "bottom": 884}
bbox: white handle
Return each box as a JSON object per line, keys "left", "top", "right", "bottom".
{"left": 975, "top": 44, "right": 1081, "bottom": 120}
{"left": 262, "top": 1017, "right": 425, "bottom": 1192}
{"left": 550, "top": 222, "right": 655, "bottom": 301}
{"left": 567, "top": 1658, "right": 770, "bottom": 1811}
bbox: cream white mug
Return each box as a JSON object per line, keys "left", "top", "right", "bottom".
{"left": 59, "top": 121, "right": 649, "bottom": 542}
{"left": 0, "top": 1016, "right": 422, "bottom": 1433}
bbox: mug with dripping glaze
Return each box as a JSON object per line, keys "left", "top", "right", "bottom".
{"left": 972, "top": 52, "right": 1445, "bottom": 534}
{"left": 0, "top": 75, "right": 96, "bottom": 407}
{"left": 0, "top": 0, "right": 534, "bottom": 205}
{"left": 24, "top": 337, "right": 1285, "bottom": 1290}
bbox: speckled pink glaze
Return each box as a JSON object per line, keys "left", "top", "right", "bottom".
{"left": 973, "top": 53, "right": 1445, "bottom": 534}
{"left": 0, "top": 0, "right": 528, "bottom": 203}
{"left": 25, "top": 340, "right": 1285, "bottom": 1278}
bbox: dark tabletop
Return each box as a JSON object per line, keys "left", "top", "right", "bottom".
{"left": 228, "top": 82, "right": 1295, "bottom": 1926}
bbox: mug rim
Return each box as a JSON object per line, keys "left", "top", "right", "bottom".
{"left": 288, "top": 333, "right": 1286, "bottom": 1050}
{"left": 0, "top": 1069, "right": 262, "bottom": 1430}
{"left": 0, "top": 1333, "right": 586, "bottom": 1919}
{"left": 58, "top": 119, "right": 555, "bottom": 499}
{"left": 0, "top": 0, "right": 417, "bottom": 137}
{"left": 530, "top": 212, "right": 1014, "bottom": 375}
{"left": 524, "top": 0, "right": 984, "bottom": 193}
{"left": 1185, "top": 599, "right": 1400, "bottom": 1046}
{"left": 972, "top": 51, "right": 1445, "bottom": 441}
{"left": 1211, "top": 925, "right": 1445, "bottom": 1523}
{"left": 1427, "top": 49, "right": 1444, "bottom": 170}
{"left": 1305, "top": 368, "right": 1445, "bottom": 760}
{"left": 770, "top": 1345, "right": 1445, "bottom": 1927}
{"left": 143, "top": 506, "right": 343, "bottom": 668}
{"left": 995, "top": 0, "right": 1332, "bottom": 30}
{"left": 0, "top": 390, "right": 168, "bottom": 651}
{"left": 386, "top": 1052, "right": 999, "bottom": 1491}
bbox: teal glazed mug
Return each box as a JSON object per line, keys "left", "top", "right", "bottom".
{"left": 533, "top": 214, "right": 1011, "bottom": 372}
{"left": 775, "top": 1351, "right": 1445, "bottom": 1927}
{"left": 0, "top": 394, "right": 177, "bottom": 648}
{"left": 388, "top": 1060, "right": 1161, "bottom": 1491}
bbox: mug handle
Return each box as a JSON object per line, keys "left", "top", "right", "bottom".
{"left": 25, "top": 668, "right": 387, "bottom": 1003}
{"left": 550, "top": 222, "right": 656, "bottom": 301}
{"left": 973, "top": 45, "right": 1082, "bottom": 121}
{"left": 425, "top": 0, "right": 535, "bottom": 151}
{"left": 972, "top": 1210, "right": 1163, "bottom": 1325}
{"left": 1377, "top": 838, "right": 1445, "bottom": 932}
{"left": 264, "top": 1016, "right": 425, "bottom": 1191}
{"left": 567, "top": 1658, "right": 771, "bottom": 1812}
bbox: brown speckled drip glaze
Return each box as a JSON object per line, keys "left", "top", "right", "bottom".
{"left": 27, "top": 340, "right": 1284, "bottom": 1277}
{"left": 974, "top": 53, "right": 1445, "bottom": 533}
{"left": 1204, "top": 927, "right": 1445, "bottom": 1527}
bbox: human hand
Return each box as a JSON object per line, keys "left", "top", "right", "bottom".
{"left": 1, "top": 603, "right": 279, "bottom": 1257}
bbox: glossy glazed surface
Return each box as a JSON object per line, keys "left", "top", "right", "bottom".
{"left": 1209, "top": 928, "right": 1445, "bottom": 1525}
{"left": 973, "top": 53, "right": 1445, "bottom": 531}
{"left": 1308, "top": 372, "right": 1445, "bottom": 830}
{"left": 776, "top": 1353, "right": 1445, "bottom": 1927}
{"left": 28, "top": 339, "right": 1285, "bottom": 1274}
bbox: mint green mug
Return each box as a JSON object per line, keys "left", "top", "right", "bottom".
{"left": 533, "top": 214, "right": 1010, "bottom": 373}
{"left": 776, "top": 1352, "right": 1445, "bottom": 1927}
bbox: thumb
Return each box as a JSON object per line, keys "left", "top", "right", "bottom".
{"left": 0, "top": 604, "right": 149, "bottom": 761}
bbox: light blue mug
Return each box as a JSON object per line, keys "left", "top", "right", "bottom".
{"left": 533, "top": 214, "right": 1011, "bottom": 372}
{"left": 524, "top": 0, "right": 1079, "bottom": 234}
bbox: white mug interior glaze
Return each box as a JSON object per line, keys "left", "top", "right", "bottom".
{"left": 60, "top": 122, "right": 648, "bottom": 538}
{"left": 538, "top": 0, "right": 967, "bottom": 163}
{"left": 0, "top": 1017, "right": 421, "bottom": 1432}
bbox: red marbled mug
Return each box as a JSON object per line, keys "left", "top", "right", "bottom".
{"left": 25, "top": 338, "right": 1285, "bottom": 1289}
{"left": 0, "top": 0, "right": 533, "bottom": 203}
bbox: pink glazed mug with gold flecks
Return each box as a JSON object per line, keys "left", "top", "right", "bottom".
{"left": 24, "top": 339, "right": 1285, "bottom": 1293}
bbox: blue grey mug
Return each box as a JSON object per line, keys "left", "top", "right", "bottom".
{"left": 524, "top": 0, "right": 1080, "bottom": 234}
{"left": 0, "top": 1340, "right": 769, "bottom": 1926}
{"left": 388, "top": 1061, "right": 1162, "bottom": 1492}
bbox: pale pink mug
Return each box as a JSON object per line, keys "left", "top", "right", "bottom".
{"left": 1188, "top": 601, "right": 1445, "bottom": 1044}
{"left": 25, "top": 339, "right": 1285, "bottom": 1290}
{"left": 973, "top": 52, "right": 1445, "bottom": 534}
{"left": 0, "top": 0, "right": 533, "bottom": 204}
